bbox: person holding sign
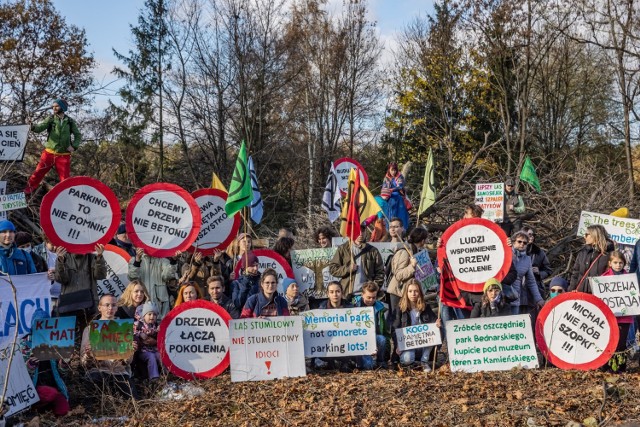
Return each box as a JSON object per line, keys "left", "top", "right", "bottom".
{"left": 128, "top": 248, "right": 179, "bottom": 319}
{"left": 25, "top": 99, "right": 81, "bottom": 195}
{"left": 240, "top": 268, "right": 290, "bottom": 318}
{"left": 315, "top": 281, "right": 355, "bottom": 371}
{"left": 470, "top": 279, "right": 511, "bottom": 318}
{"left": 568, "top": 225, "right": 614, "bottom": 292}
{"left": 80, "top": 294, "right": 139, "bottom": 400}
{"left": 354, "top": 282, "right": 390, "bottom": 369}
{"left": 393, "top": 279, "right": 440, "bottom": 372}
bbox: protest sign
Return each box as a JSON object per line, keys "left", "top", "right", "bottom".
{"left": 291, "top": 247, "right": 338, "bottom": 296}
{"left": 437, "top": 218, "right": 511, "bottom": 293}
{"left": 446, "top": 315, "right": 538, "bottom": 373}
{"left": 0, "top": 344, "right": 39, "bottom": 417}
{"left": 230, "top": 316, "right": 305, "bottom": 382}
{"left": 536, "top": 292, "right": 618, "bottom": 370}
{"left": 475, "top": 183, "right": 504, "bottom": 222}
{"left": 591, "top": 273, "right": 640, "bottom": 317}
{"left": 32, "top": 316, "right": 76, "bottom": 360}
{"left": 191, "top": 188, "right": 240, "bottom": 254}
{"left": 158, "top": 300, "right": 231, "bottom": 380}
{"left": 577, "top": 211, "right": 640, "bottom": 246}
{"left": 89, "top": 319, "right": 135, "bottom": 360}
{"left": 395, "top": 322, "right": 441, "bottom": 352}
{"left": 0, "top": 181, "right": 6, "bottom": 220}
{"left": 414, "top": 249, "right": 438, "bottom": 292}
{"left": 40, "top": 176, "right": 121, "bottom": 253}
{"left": 302, "top": 307, "right": 375, "bottom": 357}
{"left": 0, "top": 273, "right": 51, "bottom": 346}
{"left": 0, "top": 192, "right": 27, "bottom": 212}
{"left": 233, "top": 249, "right": 295, "bottom": 294}
{"left": 333, "top": 157, "right": 368, "bottom": 195}
{"left": 97, "top": 244, "right": 132, "bottom": 299}
{"left": 126, "top": 183, "right": 202, "bottom": 257}
{"left": 0, "top": 125, "right": 29, "bottom": 161}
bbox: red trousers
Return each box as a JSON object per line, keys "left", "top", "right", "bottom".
{"left": 25, "top": 150, "right": 71, "bottom": 193}
{"left": 36, "top": 385, "right": 70, "bottom": 416}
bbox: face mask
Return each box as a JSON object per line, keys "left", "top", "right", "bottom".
{"left": 550, "top": 292, "right": 559, "bottom": 298}
{"left": 22, "top": 246, "right": 32, "bottom": 253}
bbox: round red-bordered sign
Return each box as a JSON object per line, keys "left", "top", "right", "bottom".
{"left": 158, "top": 299, "right": 231, "bottom": 380}
{"left": 233, "top": 248, "right": 295, "bottom": 294}
{"left": 333, "top": 157, "right": 369, "bottom": 195}
{"left": 190, "top": 188, "right": 240, "bottom": 255}
{"left": 125, "top": 183, "right": 201, "bottom": 258}
{"left": 536, "top": 292, "right": 618, "bottom": 370}
{"left": 40, "top": 176, "right": 121, "bottom": 254}
{"left": 96, "top": 244, "right": 133, "bottom": 299}
{"left": 437, "top": 218, "right": 512, "bottom": 293}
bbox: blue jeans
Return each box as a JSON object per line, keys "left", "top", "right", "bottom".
{"left": 399, "top": 346, "right": 433, "bottom": 366}
{"left": 511, "top": 305, "right": 520, "bottom": 315}
{"left": 357, "top": 335, "right": 388, "bottom": 370}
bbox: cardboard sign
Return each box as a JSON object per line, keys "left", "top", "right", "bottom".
{"left": 126, "top": 183, "right": 202, "bottom": 257}
{"left": 475, "top": 183, "right": 504, "bottom": 222}
{"left": 89, "top": 319, "right": 135, "bottom": 360}
{"left": 446, "top": 315, "right": 538, "bottom": 372}
{"left": 0, "top": 344, "right": 39, "bottom": 417}
{"left": 578, "top": 211, "right": 640, "bottom": 246}
{"left": 233, "top": 249, "right": 295, "bottom": 294}
{"left": 40, "top": 176, "right": 121, "bottom": 253}
{"left": 230, "top": 316, "right": 306, "bottom": 382}
{"left": 0, "top": 192, "right": 27, "bottom": 212}
{"left": 414, "top": 249, "right": 438, "bottom": 292}
{"left": 0, "top": 125, "right": 29, "bottom": 161}
{"left": 536, "top": 293, "right": 618, "bottom": 370}
{"left": 302, "top": 307, "right": 376, "bottom": 357}
{"left": 291, "top": 247, "right": 338, "bottom": 296}
{"left": 333, "top": 157, "right": 368, "bottom": 195}
{"left": 591, "top": 273, "right": 640, "bottom": 317}
{"left": 395, "top": 322, "right": 442, "bottom": 352}
{"left": 0, "top": 273, "right": 52, "bottom": 346}
{"left": 191, "top": 188, "right": 241, "bottom": 254}
{"left": 158, "top": 300, "right": 231, "bottom": 380}
{"left": 437, "top": 218, "right": 512, "bottom": 293}
{"left": 97, "top": 244, "right": 132, "bottom": 299}
{"left": 31, "top": 316, "right": 76, "bottom": 361}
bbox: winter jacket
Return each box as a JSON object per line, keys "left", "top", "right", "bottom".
{"left": 113, "top": 238, "right": 136, "bottom": 257}
{"left": 285, "top": 293, "right": 310, "bottom": 316}
{"left": 568, "top": 242, "right": 614, "bottom": 292}
{"left": 55, "top": 253, "right": 107, "bottom": 309}
{"left": 393, "top": 306, "right": 437, "bottom": 330}
{"left": 240, "top": 292, "right": 290, "bottom": 318}
{"left": 231, "top": 273, "right": 261, "bottom": 310}
{"left": 628, "top": 239, "right": 640, "bottom": 282}
{"left": 470, "top": 299, "right": 512, "bottom": 318}
{"left": 510, "top": 249, "right": 543, "bottom": 307}
{"left": 128, "top": 256, "right": 178, "bottom": 319}
{"left": 328, "top": 241, "right": 384, "bottom": 298}
{"left": 462, "top": 263, "right": 519, "bottom": 307}
{"left": 31, "top": 114, "right": 81, "bottom": 153}
{"left": 318, "top": 300, "right": 353, "bottom": 309}
{"left": 353, "top": 296, "right": 390, "bottom": 337}
{"left": 503, "top": 190, "right": 525, "bottom": 221}
{"left": 115, "top": 305, "right": 137, "bottom": 320}
{"left": 387, "top": 246, "right": 417, "bottom": 298}
{"left": 208, "top": 294, "right": 240, "bottom": 319}
{"left": 133, "top": 319, "right": 159, "bottom": 352}
{"left": 527, "top": 243, "right": 552, "bottom": 294}
{"left": 0, "top": 244, "right": 36, "bottom": 275}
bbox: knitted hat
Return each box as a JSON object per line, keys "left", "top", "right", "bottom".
{"left": 136, "top": 302, "right": 158, "bottom": 319}
{"left": 53, "top": 98, "right": 68, "bottom": 112}
{"left": 282, "top": 278, "right": 297, "bottom": 294}
{"left": 15, "top": 231, "right": 32, "bottom": 247}
{"left": 0, "top": 220, "right": 16, "bottom": 233}
{"left": 549, "top": 276, "right": 568, "bottom": 291}
{"left": 483, "top": 278, "right": 502, "bottom": 293}
{"left": 505, "top": 178, "right": 515, "bottom": 186}
{"left": 117, "top": 223, "right": 127, "bottom": 235}
{"left": 239, "top": 251, "right": 259, "bottom": 271}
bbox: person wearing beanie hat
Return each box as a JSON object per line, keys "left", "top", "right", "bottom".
{"left": 282, "top": 277, "right": 309, "bottom": 315}
{"left": 113, "top": 222, "right": 135, "bottom": 257}
{"left": 133, "top": 300, "right": 163, "bottom": 380}
{"left": 471, "top": 278, "right": 511, "bottom": 318}
{"left": 548, "top": 276, "right": 568, "bottom": 299}
{"left": 15, "top": 231, "right": 47, "bottom": 273}
{"left": 25, "top": 98, "right": 82, "bottom": 195}
{"left": 0, "top": 220, "right": 36, "bottom": 275}
{"left": 231, "top": 250, "right": 261, "bottom": 309}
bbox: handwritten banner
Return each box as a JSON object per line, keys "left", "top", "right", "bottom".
{"left": 302, "top": 307, "right": 375, "bottom": 357}
{"left": 89, "top": 319, "right": 134, "bottom": 360}
{"left": 291, "top": 247, "right": 338, "bottom": 298}
{"left": 578, "top": 211, "right": 640, "bottom": 246}
{"left": 414, "top": 249, "right": 438, "bottom": 292}
{"left": 475, "top": 183, "right": 504, "bottom": 222}
{"left": 229, "top": 317, "right": 305, "bottom": 382}
{"left": 32, "top": 316, "right": 76, "bottom": 360}
{"left": 591, "top": 273, "right": 640, "bottom": 317}
{"left": 0, "top": 125, "right": 29, "bottom": 161}
{"left": 96, "top": 244, "right": 132, "bottom": 299}
{"left": 0, "top": 344, "right": 39, "bottom": 416}
{"left": 395, "top": 322, "right": 442, "bottom": 352}
{"left": 191, "top": 188, "right": 240, "bottom": 254}
{"left": 0, "top": 192, "right": 27, "bottom": 212}
{"left": 446, "top": 315, "right": 538, "bottom": 372}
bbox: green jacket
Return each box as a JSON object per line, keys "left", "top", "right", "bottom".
{"left": 328, "top": 241, "right": 384, "bottom": 298}
{"left": 31, "top": 114, "right": 81, "bottom": 153}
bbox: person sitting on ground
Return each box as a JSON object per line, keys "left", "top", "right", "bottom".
{"left": 282, "top": 277, "right": 309, "bottom": 315}
{"left": 548, "top": 276, "right": 568, "bottom": 299}
{"left": 133, "top": 302, "right": 163, "bottom": 380}
{"left": 353, "top": 281, "right": 390, "bottom": 369}
{"left": 470, "top": 278, "right": 511, "bottom": 318}
{"left": 174, "top": 282, "right": 203, "bottom": 307}
{"left": 207, "top": 275, "right": 239, "bottom": 319}
{"left": 315, "top": 281, "right": 354, "bottom": 371}
{"left": 240, "top": 268, "right": 290, "bottom": 318}
{"left": 231, "top": 251, "right": 261, "bottom": 309}
{"left": 116, "top": 280, "right": 150, "bottom": 319}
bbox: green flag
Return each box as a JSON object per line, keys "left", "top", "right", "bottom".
{"left": 225, "top": 141, "right": 253, "bottom": 216}
{"left": 519, "top": 155, "right": 541, "bottom": 192}
{"left": 418, "top": 148, "right": 436, "bottom": 215}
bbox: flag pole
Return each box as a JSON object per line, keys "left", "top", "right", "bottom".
{"left": 432, "top": 303, "right": 441, "bottom": 373}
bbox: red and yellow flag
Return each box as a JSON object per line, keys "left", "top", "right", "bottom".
{"left": 339, "top": 168, "right": 381, "bottom": 240}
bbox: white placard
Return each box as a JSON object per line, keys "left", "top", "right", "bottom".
{"left": 446, "top": 315, "right": 538, "bottom": 372}
{"left": 591, "top": 273, "right": 640, "bottom": 317}
{"left": 0, "top": 125, "right": 29, "bottom": 161}
{"left": 229, "top": 317, "right": 306, "bottom": 382}
{"left": 475, "top": 183, "right": 504, "bottom": 222}
{"left": 395, "top": 322, "right": 442, "bottom": 352}
{"left": 578, "top": 210, "right": 640, "bottom": 246}
{"left": 191, "top": 189, "right": 239, "bottom": 254}
{"left": 0, "top": 344, "right": 39, "bottom": 416}
{"left": 302, "top": 307, "right": 376, "bottom": 357}
{"left": 0, "top": 192, "right": 27, "bottom": 212}
{"left": 97, "top": 245, "right": 132, "bottom": 299}
{"left": 291, "top": 247, "right": 338, "bottom": 295}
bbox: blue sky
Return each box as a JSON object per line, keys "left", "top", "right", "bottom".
{"left": 53, "top": 0, "right": 435, "bottom": 108}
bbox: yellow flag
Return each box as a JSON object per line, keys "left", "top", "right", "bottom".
{"left": 211, "top": 172, "right": 227, "bottom": 192}
{"left": 339, "top": 168, "right": 382, "bottom": 237}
